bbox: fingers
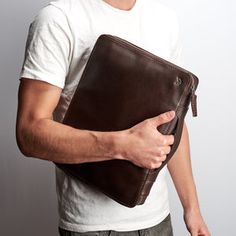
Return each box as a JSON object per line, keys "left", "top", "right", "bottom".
{"left": 157, "top": 146, "right": 171, "bottom": 156}
{"left": 146, "top": 111, "right": 175, "bottom": 146}
{"left": 190, "top": 226, "right": 210, "bottom": 236}
{"left": 147, "top": 157, "right": 165, "bottom": 169}
{"left": 198, "top": 227, "right": 211, "bottom": 236}
{"left": 147, "top": 147, "right": 171, "bottom": 169}
{"left": 159, "top": 134, "right": 174, "bottom": 146}
{"left": 157, "top": 155, "right": 167, "bottom": 162}
{"left": 126, "top": 110, "right": 176, "bottom": 169}
{"left": 149, "top": 110, "right": 175, "bottom": 127}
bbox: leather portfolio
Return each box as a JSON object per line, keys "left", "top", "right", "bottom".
{"left": 55, "top": 34, "right": 199, "bottom": 207}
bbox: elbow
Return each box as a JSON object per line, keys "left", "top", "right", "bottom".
{"left": 18, "top": 146, "right": 32, "bottom": 158}
{"left": 15, "top": 126, "right": 33, "bottom": 158}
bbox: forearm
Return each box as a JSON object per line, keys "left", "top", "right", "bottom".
{"left": 16, "top": 77, "right": 177, "bottom": 168}
{"left": 17, "top": 118, "right": 121, "bottom": 164}
{"left": 167, "top": 122, "right": 200, "bottom": 212}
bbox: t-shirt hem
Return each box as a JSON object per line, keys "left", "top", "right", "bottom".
{"left": 58, "top": 208, "right": 170, "bottom": 233}
{"left": 20, "top": 70, "right": 65, "bottom": 89}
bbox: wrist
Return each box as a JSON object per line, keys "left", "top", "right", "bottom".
{"left": 91, "top": 130, "right": 128, "bottom": 161}
{"left": 183, "top": 203, "right": 201, "bottom": 215}
{"left": 179, "top": 184, "right": 201, "bottom": 214}
{"left": 110, "top": 130, "right": 128, "bottom": 161}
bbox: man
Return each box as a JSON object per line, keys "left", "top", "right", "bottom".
{"left": 16, "top": 0, "right": 210, "bottom": 235}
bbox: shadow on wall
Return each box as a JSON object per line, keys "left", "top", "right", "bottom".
{"left": 0, "top": 0, "right": 59, "bottom": 235}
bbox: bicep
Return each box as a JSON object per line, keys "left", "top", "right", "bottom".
{"left": 17, "top": 78, "right": 62, "bottom": 125}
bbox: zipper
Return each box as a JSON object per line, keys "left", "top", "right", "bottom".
{"left": 190, "top": 76, "right": 198, "bottom": 117}
{"left": 104, "top": 34, "right": 199, "bottom": 117}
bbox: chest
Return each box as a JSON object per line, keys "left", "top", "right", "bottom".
{"left": 71, "top": 8, "right": 173, "bottom": 62}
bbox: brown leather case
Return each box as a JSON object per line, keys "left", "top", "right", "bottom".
{"left": 55, "top": 34, "right": 199, "bottom": 208}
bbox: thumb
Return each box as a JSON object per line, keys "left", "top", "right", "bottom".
{"left": 151, "top": 110, "right": 176, "bottom": 127}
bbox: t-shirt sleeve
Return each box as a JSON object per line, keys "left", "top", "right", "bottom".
{"left": 20, "top": 6, "right": 73, "bottom": 89}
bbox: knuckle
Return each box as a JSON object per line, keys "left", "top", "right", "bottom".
{"left": 156, "top": 162, "right": 162, "bottom": 168}
{"left": 162, "top": 138, "right": 167, "bottom": 145}
{"left": 157, "top": 115, "right": 164, "bottom": 123}
{"left": 156, "top": 135, "right": 166, "bottom": 146}
{"left": 163, "top": 135, "right": 174, "bottom": 146}
{"left": 147, "top": 153, "right": 168, "bottom": 169}
{"left": 162, "top": 155, "right": 167, "bottom": 161}
{"left": 155, "top": 158, "right": 163, "bottom": 167}
{"left": 148, "top": 160, "right": 161, "bottom": 169}
{"left": 150, "top": 163, "right": 156, "bottom": 169}
{"left": 158, "top": 136, "right": 167, "bottom": 146}
{"left": 148, "top": 162, "right": 156, "bottom": 169}
{"left": 170, "top": 135, "right": 175, "bottom": 144}
{"left": 167, "top": 146, "right": 171, "bottom": 154}
{"left": 157, "top": 148, "right": 164, "bottom": 156}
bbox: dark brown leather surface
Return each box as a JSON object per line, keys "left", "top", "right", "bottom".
{"left": 55, "top": 34, "right": 199, "bottom": 207}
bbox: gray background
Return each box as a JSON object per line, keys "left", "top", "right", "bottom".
{"left": 0, "top": 0, "right": 235, "bottom": 235}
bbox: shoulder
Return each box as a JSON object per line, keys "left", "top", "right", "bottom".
{"left": 31, "top": 0, "right": 92, "bottom": 31}
{"left": 31, "top": 0, "right": 75, "bottom": 28}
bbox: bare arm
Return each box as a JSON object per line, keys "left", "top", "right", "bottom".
{"left": 16, "top": 78, "right": 175, "bottom": 168}
{"left": 167, "top": 122, "right": 210, "bottom": 236}
{"left": 167, "top": 122, "right": 199, "bottom": 210}
{"left": 16, "top": 78, "right": 123, "bottom": 164}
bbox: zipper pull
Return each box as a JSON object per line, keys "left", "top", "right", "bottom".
{"left": 191, "top": 85, "right": 198, "bottom": 117}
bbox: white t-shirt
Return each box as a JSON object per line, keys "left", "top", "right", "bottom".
{"left": 20, "top": 0, "right": 182, "bottom": 233}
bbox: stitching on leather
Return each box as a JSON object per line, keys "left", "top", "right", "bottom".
{"left": 114, "top": 49, "right": 193, "bottom": 205}
{"left": 60, "top": 35, "right": 196, "bottom": 207}
{"left": 105, "top": 35, "right": 194, "bottom": 76}
{"left": 103, "top": 35, "right": 195, "bottom": 136}
{"left": 133, "top": 168, "right": 152, "bottom": 205}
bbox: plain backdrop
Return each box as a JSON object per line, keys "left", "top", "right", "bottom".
{"left": 0, "top": 0, "right": 235, "bottom": 235}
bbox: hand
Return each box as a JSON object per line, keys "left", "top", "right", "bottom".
{"left": 119, "top": 110, "right": 175, "bottom": 169}
{"left": 184, "top": 209, "right": 211, "bottom": 236}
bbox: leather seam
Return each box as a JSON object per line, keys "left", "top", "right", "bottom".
{"left": 104, "top": 35, "right": 194, "bottom": 76}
